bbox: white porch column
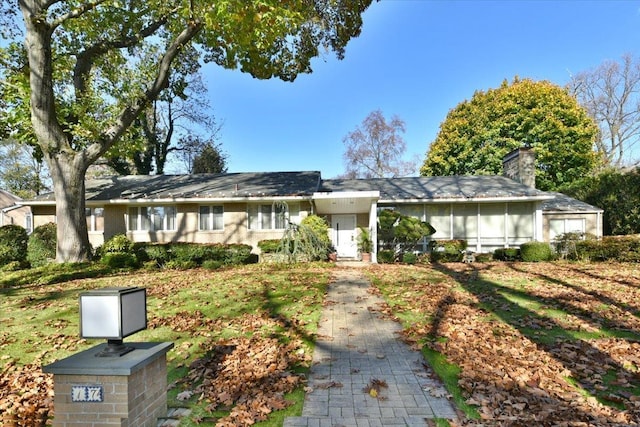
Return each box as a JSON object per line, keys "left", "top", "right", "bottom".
{"left": 534, "top": 201, "right": 544, "bottom": 241}
{"left": 369, "top": 199, "right": 378, "bottom": 263}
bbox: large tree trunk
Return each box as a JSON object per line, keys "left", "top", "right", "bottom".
{"left": 47, "top": 153, "right": 92, "bottom": 262}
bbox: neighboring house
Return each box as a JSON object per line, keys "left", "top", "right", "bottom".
{"left": 0, "top": 189, "right": 32, "bottom": 233}
{"left": 22, "top": 149, "right": 603, "bottom": 261}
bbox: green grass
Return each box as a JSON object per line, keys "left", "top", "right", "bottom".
{"left": 1, "top": 263, "right": 330, "bottom": 426}
{"left": 422, "top": 347, "right": 480, "bottom": 420}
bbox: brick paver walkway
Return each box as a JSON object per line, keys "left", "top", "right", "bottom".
{"left": 284, "top": 268, "right": 458, "bottom": 427}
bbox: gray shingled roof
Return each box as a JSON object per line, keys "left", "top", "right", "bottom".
{"left": 542, "top": 192, "right": 603, "bottom": 212}
{"left": 29, "top": 172, "right": 601, "bottom": 213}
{"left": 320, "top": 175, "right": 551, "bottom": 201}
{"left": 32, "top": 171, "right": 322, "bottom": 202}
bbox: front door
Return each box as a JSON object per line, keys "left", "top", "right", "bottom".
{"left": 332, "top": 215, "right": 357, "bottom": 258}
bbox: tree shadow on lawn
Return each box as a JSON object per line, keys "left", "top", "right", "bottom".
{"left": 429, "top": 262, "right": 640, "bottom": 424}
{"left": 506, "top": 262, "right": 640, "bottom": 321}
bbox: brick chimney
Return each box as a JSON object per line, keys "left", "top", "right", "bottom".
{"left": 503, "top": 148, "right": 535, "bottom": 188}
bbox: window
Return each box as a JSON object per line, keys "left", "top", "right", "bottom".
{"left": 199, "top": 205, "right": 224, "bottom": 230}
{"left": 549, "top": 218, "right": 585, "bottom": 240}
{"left": 25, "top": 213, "right": 33, "bottom": 234}
{"left": 127, "top": 206, "right": 176, "bottom": 231}
{"left": 85, "top": 207, "right": 104, "bottom": 232}
{"left": 248, "top": 202, "right": 289, "bottom": 230}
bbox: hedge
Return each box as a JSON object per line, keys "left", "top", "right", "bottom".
{"left": 27, "top": 223, "right": 57, "bottom": 267}
{"left": 0, "top": 225, "right": 28, "bottom": 267}
{"left": 520, "top": 241, "right": 553, "bottom": 262}
{"left": 430, "top": 240, "right": 467, "bottom": 262}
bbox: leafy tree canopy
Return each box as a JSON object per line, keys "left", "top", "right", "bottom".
{"left": 421, "top": 78, "right": 600, "bottom": 191}
{"left": 0, "top": 0, "right": 373, "bottom": 262}
{"left": 561, "top": 168, "right": 640, "bottom": 236}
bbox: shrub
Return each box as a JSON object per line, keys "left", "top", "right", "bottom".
{"left": 101, "top": 234, "right": 134, "bottom": 254}
{"left": 520, "top": 241, "right": 553, "bottom": 262}
{"left": 170, "top": 243, "right": 206, "bottom": 264}
{"left": 225, "top": 244, "right": 253, "bottom": 265}
{"left": 575, "top": 236, "right": 640, "bottom": 262}
{"left": 100, "top": 252, "right": 137, "bottom": 269}
{"left": 202, "top": 260, "right": 224, "bottom": 270}
{"left": 27, "top": 222, "right": 57, "bottom": 267}
{"left": 258, "top": 239, "right": 283, "bottom": 254}
{"left": 0, "top": 224, "right": 28, "bottom": 267}
{"left": 300, "top": 215, "right": 331, "bottom": 248}
{"left": 402, "top": 252, "right": 417, "bottom": 264}
{"left": 430, "top": 240, "right": 467, "bottom": 262}
{"left": 377, "top": 249, "right": 395, "bottom": 264}
{"left": 0, "top": 260, "right": 23, "bottom": 272}
{"left": 164, "top": 260, "right": 197, "bottom": 270}
{"left": 494, "top": 248, "right": 520, "bottom": 261}
{"left": 138, "top": 244, "right": 170, "bottom": 266}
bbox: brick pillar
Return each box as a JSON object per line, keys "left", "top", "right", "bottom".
{"left": 43, "top": 342, "right": 173, "bottom": 427}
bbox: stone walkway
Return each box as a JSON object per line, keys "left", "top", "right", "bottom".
{"left": 284, "top": 269, "right": 458, "bottom": 427}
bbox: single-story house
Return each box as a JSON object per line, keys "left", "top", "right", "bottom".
{"left": 1, "top": 189, "right": 32, "bottom": 232}
{"left": 22, "top": 149, "right": 602, "bottom": 262}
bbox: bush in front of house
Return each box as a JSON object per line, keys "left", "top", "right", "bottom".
{"left": 0, "top": 224, "right": 28, "bottom": 268}
{"left": 430, "top": 239, "right": 467, "bottom": 262}
{"left": 98, "top": 234, "right": 137, "bottom": 268}
{"left": 101, "top": 252, "right": 138, "bottom": 268}
{"left": 574, "top": 235, "right": 640, "bottom": 262}
{"left": 258, "top": 239, "right": 283, "bottom": 254}
{"left": 494, "top": 247, "right": 520, "bottom": 261}
{"left": 100, "top": 234, "right": 134, "bottom": 255}
{"left": 520, "top": 241, "right": 553, "bottom": 262}
{"left": 27, "top": 222, "right": 57, "bottom": 268}
{"left": 402, "top": 252, "right": 418, "bottom": 264}
{"left": 377, "top": 249, "right": 395, "bottom": 264}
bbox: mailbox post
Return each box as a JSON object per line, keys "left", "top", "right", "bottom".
{"left": 43, "top": 287, "right": 173, "bottom": 427}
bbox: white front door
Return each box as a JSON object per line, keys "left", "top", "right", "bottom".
{"left": 332, "top": 215, "right": 357, "bottom": 258}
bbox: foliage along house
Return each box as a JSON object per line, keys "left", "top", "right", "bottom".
{"left": 23, "top": 149, "right": 602, "bottom": 262}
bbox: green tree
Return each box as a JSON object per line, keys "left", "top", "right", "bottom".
{"left": 421, "top": 78, "right": 599, "bottom": 191}
{"left": 561, "top": 168, "right": 640, "bottom": 236}
{"left": 192, "top": 143, "right": 227, "bottom": 174}
{"left": 1, "top": 0, "right": 373, "bottom": 262}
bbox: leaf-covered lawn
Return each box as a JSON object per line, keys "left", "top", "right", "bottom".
{"left": 0, "top": 264, "right": 330, "bottom": 426}
{"left": 367, "top": 262, "right": 640, "bottom": 426}
{"left": 2, "top": 261, "right": 640, "bottom": 426}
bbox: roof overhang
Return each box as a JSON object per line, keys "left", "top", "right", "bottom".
{"left": 378, "top": 195, "right": 553, "bottom": 204}
{"left": 313, "top": 191, "right": 379, "bottom": 214}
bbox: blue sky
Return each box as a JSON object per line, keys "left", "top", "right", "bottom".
{"left": 196, "top": 1, "right": 640, "bottom": 178}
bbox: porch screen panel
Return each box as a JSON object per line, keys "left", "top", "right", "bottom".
{"left": 452, "top": 204, "right": 477, "bottom": 239}
{"left": 479, "top": 203, "right": 505, "bottom": 245}
{"left": 507, "top": 203, "right": 533, "bottom": 239}
{"left": 397, "top": 205, "right": 423, "bottom": 220}
{"left": 425, "top": 205, "right": 451, "bottom": 239}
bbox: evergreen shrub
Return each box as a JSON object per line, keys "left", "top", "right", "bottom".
{"left": 520, "top": 241, "right": 553, "bottom": 262}
{"left": 430, "top": 240, "right": 466, "bottom": 262}
{"left": 0, "top": 224, "right": 28, "bottom": 267}
{"left": 27, "top": 222, "right": 57, "bottom": 267}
